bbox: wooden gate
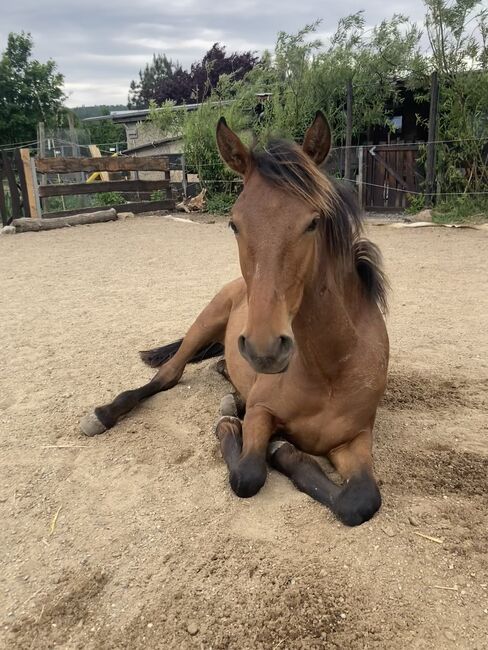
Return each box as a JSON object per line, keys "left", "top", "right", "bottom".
{"left": 363, "top": 144, "right": 420, "bottom": 211}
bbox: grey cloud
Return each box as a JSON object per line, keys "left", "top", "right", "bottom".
{"left": 1, "top": 0, "right": 427, "bottom": 105}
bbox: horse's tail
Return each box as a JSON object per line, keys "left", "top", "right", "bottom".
{"left": 139, "top": 340, "right": 224, "bottom": 368}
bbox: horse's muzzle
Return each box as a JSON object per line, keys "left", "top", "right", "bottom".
{"left": 238, "top": 334, "right": 293, "bottom": 374}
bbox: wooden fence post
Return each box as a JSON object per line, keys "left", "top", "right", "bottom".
{"left": 0, "top": 159, "right": 8, "bottom": 225}
{"left": 181, "top": 154, "right": 188, "bottom": 198}
{"left": 68, "top": 112, "right": 89, "bottom": 206}
{"left": 67, "top": 113, "right": 80, "bottom": 160}
{"left": 37, "top": 122, "right": 46, "bottom": 180}
{"left": 19, "top": 149, "right": 41, "bottom": 219}
{"left": 3, "top": 151, "right": 22, "bottom": 219}
{"left": 30, "top": 156, "right": 43, "bottom": 217}
{"left": 357, "top": 146, "right": 364, "bottom": 209}
{"left": 344, "top": 79, "right": 353, "bottom": 183}
{"left": 37, "top": 122, "right": 47, "bottom": 211}
{"left": 425, "top": 71, "right": 439, "bottom": 207}
{"left": 14, "top": 149, "right": 31, "bottom": 218}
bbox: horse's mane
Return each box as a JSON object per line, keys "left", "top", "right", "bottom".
{"left": 251, "top": 138, "right": 389, "bottom": 313}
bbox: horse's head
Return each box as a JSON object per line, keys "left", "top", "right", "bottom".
{"left": 216, "top": 111, "right": 332, "bottom": 374}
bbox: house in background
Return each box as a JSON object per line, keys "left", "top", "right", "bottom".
{"left": 82, "top": 101, "right": 233, "bottom": 156}
{"left": 83, "top": 102, "right": 233, "bottom": 191}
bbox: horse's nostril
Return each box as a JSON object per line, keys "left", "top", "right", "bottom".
{"left": 279, "top": 335, "right": 294, "bottom": 356}
{"left": 238, "top": 335, "right": 247, "bottom": 356}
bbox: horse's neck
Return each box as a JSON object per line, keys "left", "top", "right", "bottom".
{"left": 293, "top": 266, "right": 360, "bottom": 378}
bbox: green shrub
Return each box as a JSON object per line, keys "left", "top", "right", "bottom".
{"left": 406, "top": 193, "right": 426, "bottom": 214}
{"left": 433, "top": 196, "right": 488, "bottom": 223}
{"left": 182, "top": 99, "right": 247, "bottom": 194}
{"left": 206, "top": 192, "right": 236, "bottom": 214}
{"left": 150, "top": 190, "right": 165, "bottom": 201}
{"left": 97, "top": 192, "right": 126, "bottom": 206}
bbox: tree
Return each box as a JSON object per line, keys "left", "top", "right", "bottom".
{"left": 128, "top": 54, "right": 177, "bottom": 108}
{"left": 127, "top": 44, "right": 257, "bottom": 108}
{"left": 424, "top": 0, "right": 488, "bottom": 199}
{"left": 0, "top": 32, "right": 65, "bottom": 146}
{"left": 190, "top": 43, "right": 258, "bottom": 102}
{"left": 226, "top": 16, "right": 426, "bottom": 144}
{"left": 152, "top": 65, "right": 193, "bottom": 106}
{"left": 179, "top": 18, "right": 427, "bottom": 198}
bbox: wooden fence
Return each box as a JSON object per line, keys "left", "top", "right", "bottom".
{"left": 0, "top": 149, "right": 191, "bottom": 224}
{"left": 323, "top": 144, "right": 421, "bottom": 211}
{"left": 362, "top": 144, "right": 420, "bottom": 211}
{"left": 0, "top": 143, "right": 424, "bottom": 226}
{"left": 0, "top": 150, "right": 30, "bottom": 225}
{"left": 35, "top": 153, "right": 179, "bottom": 218}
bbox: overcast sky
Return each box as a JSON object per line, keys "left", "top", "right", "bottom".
{"left": 3, "top": 0, "right": 427, "bottom": 107}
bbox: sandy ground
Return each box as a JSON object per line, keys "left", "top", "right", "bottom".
{"left": 0, "top": 216, "right": 487, "bottom": 650}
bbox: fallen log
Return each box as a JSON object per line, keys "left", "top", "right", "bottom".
{"left": 176, "top": 189, "right": 207, "bottom": 213}
{"left": 12, "top": 209, "right": 117, "bottom": 232}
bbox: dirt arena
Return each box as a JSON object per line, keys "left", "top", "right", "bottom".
{"left": 1, "top": 216, "right": 487, "bottom": 649}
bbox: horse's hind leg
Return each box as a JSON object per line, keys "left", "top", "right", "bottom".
{"left": 215, "top": 361, "right": 246, "bottom": 418}
{"left": 268, "top": 440, "right": 341, "bottom": 509}
{"left": 80, "top": 287, "right": 233, "bottom": 436}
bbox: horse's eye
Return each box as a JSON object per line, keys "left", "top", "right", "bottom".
{"left": 305, "top": 217, "right": 320, "bottom": 233}
{"left": 228, "top": 221, "right": 239, "bottom": 235}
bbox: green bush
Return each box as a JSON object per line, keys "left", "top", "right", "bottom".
{"left": 406, "top": 193, "right": 426, "bottom": 214}
{"left": 433, "top": 196, "right": 488, "bottom": 223}
{"left": 206, "top": 192, "right": 236, "bottom": 214}
{"left": 182, "top": 100, "right": 246, "bottom": 195}
{"left": 97, "top": 192, "right": 126, "bottom": 206}
{"left": 150, "top": 190, "right": 165, "bottom": 201}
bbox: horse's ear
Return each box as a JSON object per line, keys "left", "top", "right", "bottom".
{"left": 216, "top": 117, "right": 251, "bottom": 177}
{"left": 302, "top": 111, "right": 332, "bottom": 165}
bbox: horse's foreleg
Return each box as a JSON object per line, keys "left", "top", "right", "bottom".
{"left": 216, "top": 402, "right": 273, "bottom": 498}
{"left": 269, "top": 430, "right": 381, "bottom": 526}
{"left": 80, "top": 289, "right": 232, "bottom": 436}
{"left": 328, "top": 430, "right": 381, "bottom": 526}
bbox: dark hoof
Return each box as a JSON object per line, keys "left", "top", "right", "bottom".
{"left": 230, "top": 455, "right": 267, "bottom": 498}
{"left": 335, "top": 473, "right": 382, "bottom": 526}
{"left": 80, "top": 412, "right": 107, "bottom": 437}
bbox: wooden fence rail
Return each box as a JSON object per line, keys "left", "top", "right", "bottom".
{"left": 35, "top": 156, "right": 170, "bottom": 174}
{"left": 39, "top": 179, "right": 170, "bottom": 198}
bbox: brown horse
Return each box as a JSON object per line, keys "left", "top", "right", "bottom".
{"left": 80, "top": 111, "right": 389, "bottom": 526}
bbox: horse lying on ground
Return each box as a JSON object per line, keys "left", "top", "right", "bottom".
{"left": 80, "top": 111, "right": 389, "bottom": 526}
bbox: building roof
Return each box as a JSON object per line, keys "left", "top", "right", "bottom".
{"left": 121, "top": 136, "right": 182, "bottom": 154}
{"left": 83, "top": 100, "right": 233, "bottom": 125}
